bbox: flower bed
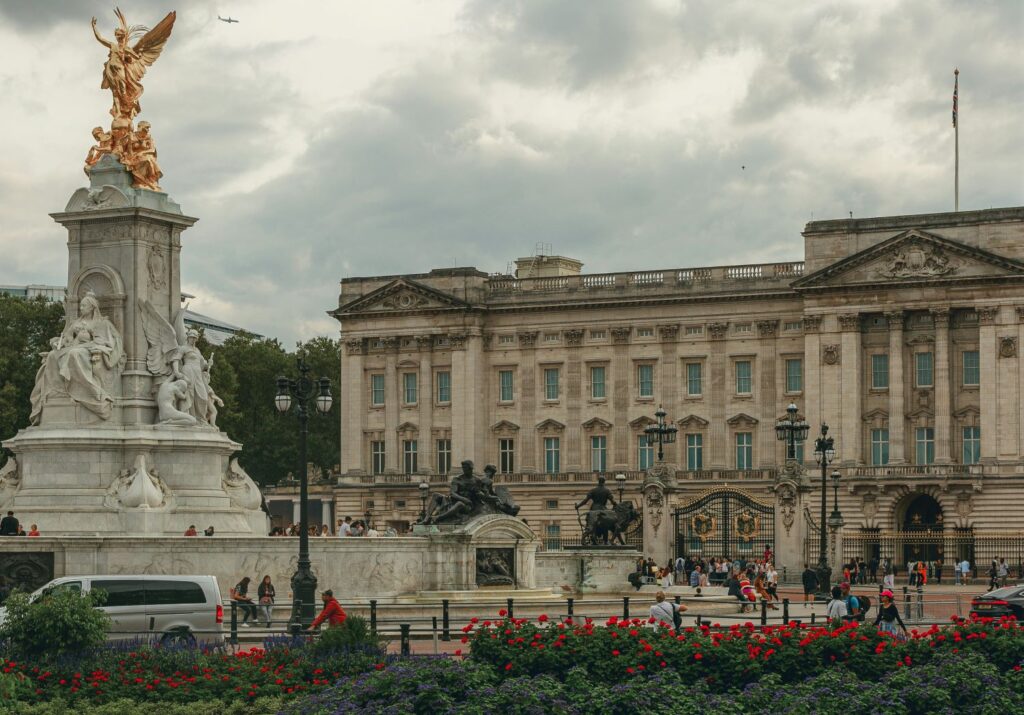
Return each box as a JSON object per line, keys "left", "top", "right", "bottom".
{"left": 467, "top": 613, "right": 1024, "bottom": 685}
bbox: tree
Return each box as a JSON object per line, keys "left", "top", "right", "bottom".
{"left": 0, "top": 295, "right": 65, "bottom": 466}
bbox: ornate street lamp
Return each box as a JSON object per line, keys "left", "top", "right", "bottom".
{"left": 812, "top": 424, "right": 837, "bottom": 599}
{"left": 643, "top": 406, "right": 678, "bottom": 462}
{"left": 774, "top": 403, "right": 810, "bottom": 461}
{"left": 615, "top": 473, "right": 626, "bottom": 503}
{"left": 827, "top": 470, "right": 844, "bottom": 571}
{"left": 275, "top": 357, "right": 333, "bottom": 631}
{"left": 418, "top": 481, "right": 430, "bottom": 522}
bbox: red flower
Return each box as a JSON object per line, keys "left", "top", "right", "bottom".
{"left": 505, "top": 663, "right": 513, "bottom": 671}
{"left": 612, "top": 650, "right": 621, "bottom": 657}
{"left": 538, "top": 614, "right": 549, "bottom": 623}
{"left": 694, "top": 653, "right": 703, "bottom": 661}
{"left": 499, "top": 609, "right": 508, "bottom": 617}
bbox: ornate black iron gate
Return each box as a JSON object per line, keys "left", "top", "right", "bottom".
{"left": 674, "top": 488, "right": 775, "bottom": 559}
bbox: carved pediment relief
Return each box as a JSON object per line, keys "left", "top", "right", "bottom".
{"left": 862, "top": 408, "right": 889, "bottom": 426}
{"left": 793, "top": 229, "right": 1024, "bottom": 291}
{"left": 677, "top": 414, "right": 709, "bottom": 429}
{"left": 535, "top": 419, "right": 566, "bottom": 433}
{"left": 333, "top": 278, "right": 472, "bottom": 316}
{"left": 726, "top": 412, "right": 759, "bottom": 427}
{"left": 396, "top": 421, "right": 419, "bottom": 434}
{"left": 629, "top": 415, "right": 656, "bottom": 429}
{"left": 491, "top": 420, "right": 520, "bottom": 433}
{"left": 581, "top": 417, "right": 613, "bottom": 431}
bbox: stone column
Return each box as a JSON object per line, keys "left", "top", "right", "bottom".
{"left": 979, "top": 307, "right": 998, "bottom": 462}
{"left": 450, "top": 333, "right": 483, "bottom": 464}
{"left": 838, "top": 313, "right": 862, "bottom": 465}
{"left": 802, "top": 315, "right": 823, "bottom": 466}
{"left": 566, "top": 337, "right": 583, "bottom": 472}
{"left": 417, "top": 336, "right": 434, "bottom": 473}
{"left": 642, "top": 479, "right": 671, "bottom": 566}
{"left": 383, "top": 338, "right": 399, "bottom": 473}
{"left": 518, "top": 332, "right": 538, "bottom": 472}
{"left": 659, "top": 325, "right": 681, "bottom": 460}
{"left": 997, "top": 316, "right": 1020, "bottom": 460}
{"left": 773, "top": 480, "right": 802, "bottom": 577}
{"left": 292, "top": 499, "right": 301, "bottom": 523}
{"left": 341, "top": 339, "right": 366, "bottom": 473}
{"left": 611, "top": 327, "right": 632, "bottom": 470}
{"left": 931, "top": 308, "right": 952, "bottom": 463}
{"left": 757, "top": 320, "right": 778, "bottom": 467}
{"left": 885, "top": 311, "right": 906, "bottom": 464}
{"left": 708, "top": 322, "right": 729, "bottom": 468}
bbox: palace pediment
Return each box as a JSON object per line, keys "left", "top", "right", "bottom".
{"left": 793, "top": 229, "right": 1024, "bottom": 291}
{"left": 333, "top": 278, "right": 473, "bottom": 316}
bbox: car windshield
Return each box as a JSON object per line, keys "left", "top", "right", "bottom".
{"left": 32, "top": 581, "right": 83, "bottom": 602}
{"left": 981, "top": 586, "right": 1021, "bottom": 599}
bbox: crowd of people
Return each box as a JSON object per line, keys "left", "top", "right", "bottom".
{"left": 267, "top": 515, "right": 396, "bottom": 537}
{"left": 0, "top": 511, "right": 40, "bottom": 537}
{"left": 229, "top": 574, "right": 346, "bottom": 632}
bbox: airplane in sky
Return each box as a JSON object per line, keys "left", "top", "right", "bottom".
{"left": 218, "top": 16, "right": 239, "bottom": 23}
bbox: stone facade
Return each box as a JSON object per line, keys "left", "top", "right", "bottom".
{"left": 307, "top": 206, "right": 1024, "bottom": 576}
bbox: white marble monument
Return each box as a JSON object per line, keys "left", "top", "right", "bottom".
{"left": 0, "top": 155, "right": 267, "bottom": 536}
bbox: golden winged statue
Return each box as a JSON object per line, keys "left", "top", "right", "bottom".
{"left": 85, "top": 8, "right": 175, "bottom": 191}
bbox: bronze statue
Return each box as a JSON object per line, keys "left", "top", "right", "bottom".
{"left": 420, "top": 460, "right": 520, "bottom": 525}
{"left": 576, "top": 475, "right": 638, "bottom": 545}
{"left": 86, "top": 9, "right": 175, "bottom": 190}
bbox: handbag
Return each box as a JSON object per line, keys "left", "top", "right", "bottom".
{"left": 259, "top": 596, "right": 273, "bottom": 605}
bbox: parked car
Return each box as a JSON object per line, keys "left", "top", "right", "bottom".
{"left": 969, "top": 585, "right": 1024, "bottom": 619}
{"left": 0, "top": 575, "right": 224, "bottom": 645}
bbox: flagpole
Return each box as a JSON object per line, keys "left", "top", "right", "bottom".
{"left": 954, "top": 68, "right": 959, "bottom": 212}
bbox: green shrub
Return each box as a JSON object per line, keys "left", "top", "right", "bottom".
{"left": 0, "top": 589, "right": 109, "bottom": 660}
{"left": 4, "top": 696, "right": 289, "bottom": 714}
{"left": 312, "top": 614, "right": 387, "bottom": 656}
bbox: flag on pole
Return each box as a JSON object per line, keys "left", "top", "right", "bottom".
{"left": 952, "top": 69, "right": 959, "bottom": 127}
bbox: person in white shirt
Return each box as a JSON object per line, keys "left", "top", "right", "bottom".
{"left": 337, "top": 516, "right": 352, "bottom": 537}
{"left": 826, "top": 585, "right": 848, "bottom": 624}
{"left": 960, "top": 559, "right": 971, "bottom": 584}
{"left": 649, "top": 590, "right": 686, "bottom": 631}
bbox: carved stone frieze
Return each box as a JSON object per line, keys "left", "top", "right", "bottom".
{"left": 884, "top": 311, "right": 905, "bottom": 330}
{"left": 999, "top": 336, "right": 1017, "bottom": 358}
{"left": 448, "top": 333, "right": 468, "bottom": 350}
{"left": 1016, "top": 306, "right": 1024, "bottom": 324}
{"left": 517, "top": 331, "right": 539, "bottom": 348}
{"left": 802, "top": 315, "right": 822, "bottom": 333}
{"left": 415, "top": 335, "right": 434, "bottom": 350}
{"left": 756, "top": 320, "right": 778, "bottom": 338}
{"left": 977, "top": 307, "right": 999, "bottom": 325}
{"left": 838, "top": 313, "right": 861, "bottom": 332}
{"left": 822, "top": 344, "right": 840, "bottom": 365}
{"left": 776, "top": 482, "right": 797, "bottom": 535}
{"left": 380, "top": 336, "right": 399, "bottom": 351}
{"left": 707, "top": 322, "right": 729, "bottom": 340}
{"left": 0, "top": 457, "right": 21, "bottom": 510}
{"left": 564, "top": 329, "right": 585, "bottom": 346}
{"left": 344, "top": 338, "right": 365, "bottom": 355}
{"left": 658, "top": 324, "right": 679, "bottom": 341}
{"left": 644, "top": 484, "right": 664, "bottom": 536}
{"left": 930, "top": 307, "right": 950, "bottom": 327}
{"left": 610, "top": 327, "right": 632, "bottom": 344}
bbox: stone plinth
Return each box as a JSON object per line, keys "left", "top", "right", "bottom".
{"left": 536, "top": 549, "right": 640, "bottom": 592}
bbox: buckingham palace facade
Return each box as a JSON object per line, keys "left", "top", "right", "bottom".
{"left": 315, "top": 206, "right": 1024, "bottom": 575}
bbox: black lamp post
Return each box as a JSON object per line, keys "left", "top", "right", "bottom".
{"left": 827, "top": 470, "right": 844, "bottom": 569}
{"left": 418, "top": 481, "right": 430, "bottom": 523}
{"left": 275, "top": 357, "right": 333, "bottom": 631}
{"left": 774, "top": 403, "right": 810, "bottom": 461}
{"left": 812, "top": 424, "right": 837, "bottom": 599}
{"left": 614, "top": 473, "right": 626, "bottom": 503}
{"left": 643, "top": 406, "right": 678, "bottom": 462}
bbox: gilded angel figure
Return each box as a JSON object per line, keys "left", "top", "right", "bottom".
{"left": 92, "top": 8, "right": 176, "bottom": 121}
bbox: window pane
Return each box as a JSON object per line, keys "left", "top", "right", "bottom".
{"left": 871, "top": 428, "right": 889, "bottom": 466}
{"left": 371, "top": 441, "right": 385, "bottom": 475}
{"left": 403, "top": 440, "right": 418, "bottom": 474}
{"left": 962, "top": 351, "right": 979, "bottom": 386}
{"left": 686, "top": 433, "right": 703, "bottom": 470}
{"left": 916, "top": 352, "right": 933, "bottom": 387}
{"left": 915, "top": 427, "right": 934, "bottom": 465}
{"left": 871, "top": 354, "right": 889, "bottom": 389}
{"left": 785, "top": 359, "right": 803, "bottom": 392}
{"left": 499, "top": 370, "right": 514, "bottom": 401}
{"left": 735, "top": 361, "right": 752, "bottom": 394}
{"left": 403, "top": 373, "right": 417, "bottom": 404}
{"left": 591, "top": 366, "right": 606, "bottom": 399}
{"left": 436, "top": 439, "right": 451, "bottom": 474}
{"left": 371, "top": 374, "right": 385, "bottom": 405}
{"left": 499, "top": 439, "right": 515, "bottom": 473}
{"left": 962, "top": 426, "right": 980, "bottom": 464}
{"left": 638, "top": 435, "right": 653, "bottom": 470}
{"left": 91, "top": 580, "right": 145, "bottom": 608}
{"left": 638, "top": 364, "right": 654, "bottom": 397}
{"left": 146, "top": 580, "right": 206, "bottom": 606}
{"left": 544, "top": 437, "right": 560, "bottom": 473}
{"left": 544, "top": 369, "right": 559, "bottom": 400}
{"left": 686, "top": 363, "right": 702, "bottom": 396}
{"left": 437, "top": 372, "right": 451, "bottom": 403}
{"left": 735, "top": 432, "right": 752, "bottom": 469}
{"left": 590, "top": 436, "right": 607, "bottom": 472}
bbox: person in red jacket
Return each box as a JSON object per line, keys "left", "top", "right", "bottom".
{"left": 308, "top": 590, "right": 346, "bottom": 630}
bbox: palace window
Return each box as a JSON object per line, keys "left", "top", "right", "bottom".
{"left": 436, "top": 439, "right": 451, "bottom": 475}
{"left": 402, "top": 373, "right": 417, "bottom": 405}
{"left": 544, "top": 332, "right": 560, "bottom": 343}
{"left": 638, "top": 435, "right": 654, "bottom": 470}
{"left": 371, "top": 441, "right": 385, "bottom": 475}
{"left": 963, "top": 426, "right": 981, "bottom": 464}
{"left": 962, "top": 350, "right": 980, "bottom": 386}
{"left": 871, "top": 428, "right": 890, "bottom": 466}
{"left": 499, "top": 438, "right": 515, "bottom": 473}
{"left": 637, "top": 364, "right": 654, "bottom": 398}
{"left": 785, "top": 358, "right": 803, "bottom": 393}
{"left": 498, "top": 334, "right": 515, "bottom": 345}
{"left": 546, "top": 500, "right": 558, "bottom": 509}
{"left": 370, "top": 374, "right": 385, "bottom": 406}
{"left": 915, "top": 427, "right": 935, "bottom": 465}
{"left": 916, "top": 352, "right": 934, "bottom": 388}
{"left": 590, "top": 366, "right": 606, "bottom": 399}
{"left": 545, "top": 524, "right": 561, "bottom": 550}
{"left": 589, "top": 329, "right": 606, "bottom": 340}
{"left": 686, "top": 363, "right": 702, "bottom": 396}
{"left": 871, "top": 354, "right": 889, "bottom": 389}
{"left": 735, "top": 360, "right": 752, "bottom": 395}
{"left": 498, "top": 370, "right": 514, "bottom": 402}
{"left": 590, "top": 436, "right": 607, "bottom": 472}
{"left": 686, "top": 433, "right": 703, "bottom": 470}
{"left": 403, "top": 440, "right": 418, "bottom": 474}
{"left": 436, "top": 371, "right": 451, "bottom": 403}
{"left": 544, "top": 437, "right": 560, "bottom": 473}
{"left": 544, "top": 368, "right": 560, "bottom": 400}
{"left": 684, "top": 325, "right": 703, "bottom": 336}
{"left": 735, "top": 432, "right": 753, "bottom": 470}
{"left": 637, "top": 327, "right": 654, "bottom": 338}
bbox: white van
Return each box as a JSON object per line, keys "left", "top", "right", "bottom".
{"left": 4, "top": 575, "right": 224, "bottom": 645}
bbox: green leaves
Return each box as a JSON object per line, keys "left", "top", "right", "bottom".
{"left": 0, "top": 589, "right": 110, "bottom": 661}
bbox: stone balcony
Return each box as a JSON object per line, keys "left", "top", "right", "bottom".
{"left": 485, "top": 261, "right": 805, "bottom": 302}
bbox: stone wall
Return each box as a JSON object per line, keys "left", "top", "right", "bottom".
{"left": 536, "top": 550, "right": 639, "bottom": 593}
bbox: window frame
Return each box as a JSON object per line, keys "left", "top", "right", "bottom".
{"left": 870, "top": 428, "right": 890, "bottom": 466}
{"left": 735, "top": 360, "right": 753, "bottom": 395}
{"left": 402, "top": 372, "right": 418, "bottom": 405}
{"left": 435, "top": 370, "right": 451, "bottom": 404}
{"left": 590, "top": 365, "right": 607, "bottom": 400}
{"left": 370, "top": 440, "right": 385, "bottom": 475}
{"left": 370, "top": 374, "right": 385, "bottom": 407}
{"left": 498, "top": 369, "right": 515, "bottom": 403}
{"left": 685, "top": 362, "right": 703, "bottom": 397}
{"left": 436, "top": 438, "right": 451, "bottom": 475}
{"left": 686, "top": 433, "right": 703, "bottom": 471}
{"left": 637, "top": 363, "right": 655, "bottom": 399}
{"left": 590, "top": 435, "right": 607, "bottom": 472}
{"left": 915, "top": 427, "right": 935, "bottom": 465}
{"left": 915, "top": 352, "right": 934, "bottom": 388}
{"left": 638, "top": 434, "right": 654, "bottom": 470}
{"left": 962, "top": 350, "right": 980, "bottom": 387}
{"left": 962, "top": 426, "right": 981, "bottom": 464}
{"left": 784, "top": 357, "right": 803, "bottom": 393}
{"left": 498, "top": 438, "right": 515, "bottom": 474}
{"left": 402, "top": 439, "right": 418, "bottom": 474}
{"left": 871, "top": 354, "right": 890, "bottom": 390}
{"left": 543, "top": 367, "right": 560, "bottom": 401}
{"left": 543, "top": 436, "right": 561, "bottom": 473}
{"left": 735, "top": 432, "right": 753, "bottom": 470}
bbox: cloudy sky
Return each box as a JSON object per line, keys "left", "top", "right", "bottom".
{"left": 1, "top": 0, "right": 1021, "bottom": 343}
